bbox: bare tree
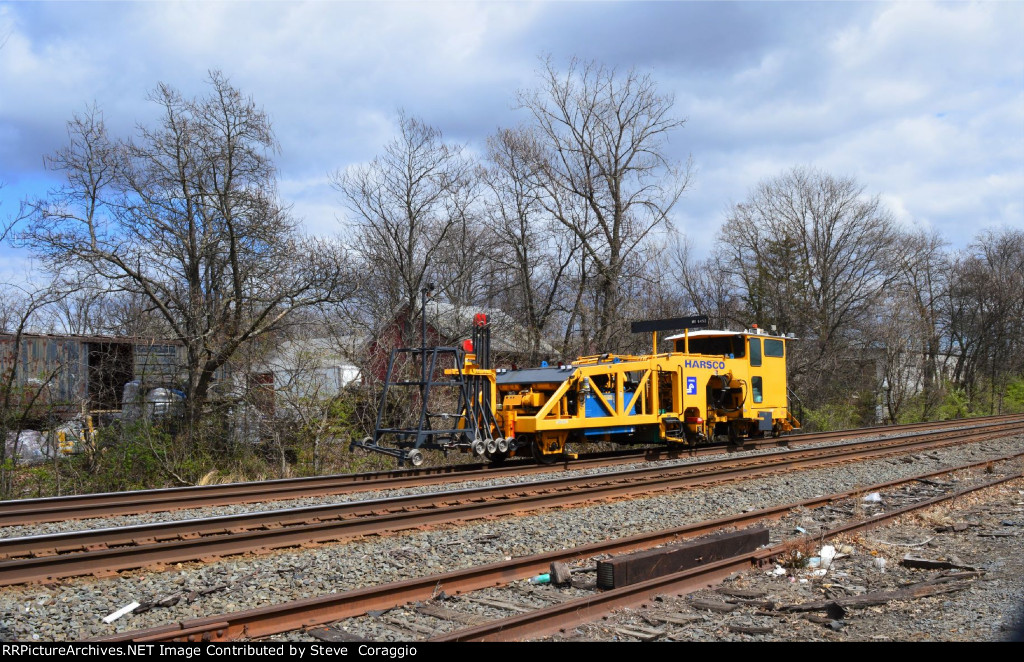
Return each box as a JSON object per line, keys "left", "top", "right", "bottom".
{"left": 55, "top": 288, "right": 172, "bottom": 338}
{"left": 944, "top": 228, "right": 1024, "bottom": 412}
{"left": 876, "top": 286, "right": 932, "bottom": 423}
{"left": 666, "top": 233, "right": 744, "bottom": 330}
{"left": 0, "top": 180, "right": 15, "bottom": 243}
{"left": 891, "top": 230, "right": 949, "bottom": 419}
{"left": 250, "top": 334, "right": 357, "bottom": 477}
{"left": 429, "top": 218, "right": 502, "bottom": 310}
{"left": 19, "top": 73, "right": 351, "bottom": 432}
{"left": 516, "top": 57, "right": 693, "bottom": 350}
{"left": 333, "top": 113, "right": 477, "bottom": 335}
{"left": 720, "top": 167, "right": 900, "bottom": 403}
{"left": 0, "top": 282, "right": 65, "bottom": 497}
{"left": 483, "top": 127, "right": 581, "bottom": 362}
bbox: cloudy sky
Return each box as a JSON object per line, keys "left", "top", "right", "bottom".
{"left": 1, "top": 1, "right": 1021, "bottom": 282}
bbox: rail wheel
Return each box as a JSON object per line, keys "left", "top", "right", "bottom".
{"left": 531, "top": 436, "right": 558, "bottom": 465}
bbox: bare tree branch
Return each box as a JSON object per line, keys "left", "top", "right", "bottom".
{"left": 18, "top": 73, "right": 355, "bottom": 432}
{"left": 515, "top": 56, "right": 692, "bottom": 349}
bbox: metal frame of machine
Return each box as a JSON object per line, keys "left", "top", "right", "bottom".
{"left": 354, "top": 315, "right": 800, "bottom": 466}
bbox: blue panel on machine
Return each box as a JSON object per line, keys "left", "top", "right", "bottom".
{"left": 584, "top": 391, "right": 637, "bottom": 417}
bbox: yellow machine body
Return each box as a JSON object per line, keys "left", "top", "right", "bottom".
{"left": 461, "top": 329, "right": 799, "bottom": 460}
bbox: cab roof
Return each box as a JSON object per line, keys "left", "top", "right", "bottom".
{"left": 663, "top": 329, "right": 794, "bottom": 341}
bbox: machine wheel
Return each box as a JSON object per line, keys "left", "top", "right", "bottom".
{"left": 727, "top": 422, "right": 742, "bottom": 445}
{"left": 532, "top": 437, "right": 558, "bottom": 465}
{"left": 487, "top": 451, "right": 508, "bottom": 466}
{"left": 771, "top": 424, "right": 782, "bottom": 438}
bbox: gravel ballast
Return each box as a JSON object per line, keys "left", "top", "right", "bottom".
{"left": 1, "top": 433, "right": 1021, "bottom": 642}
{"left": 552, "top": 476, "right": 1024, "bottom": 642}
{"left": 0, "top": 425, "right": 1003, "bottom": 539}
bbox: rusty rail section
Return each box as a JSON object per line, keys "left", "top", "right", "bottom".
{"left": 3, "top": 415, "right": 1019, "bottom": 528}
{"left": 433, "top": 469, "right": 1024, "bottom": 641}
{"left": 1, "top": 420, "right": 1022, "bottom": 587}
{"left": 1, "top": 419, "right": 1017, "bottom": 563}
{"left": 93, "top": 450, "right": 1024, "bottom": 642}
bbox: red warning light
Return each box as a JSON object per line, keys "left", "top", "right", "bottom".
{"left": 474, "top": 313, "right": 488, "bottom": 327}
{"left": 462, "top": 339, "right": 474, "bottom": 353}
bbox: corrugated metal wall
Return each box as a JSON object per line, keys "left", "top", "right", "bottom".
{"left": 0, "top": 335, "right": 187, "bottom": 414}
{"left": 0, "top": 335, "right": 86, "bottom": 407}
{"left": 134, "top": 342, "right": 185, "bottom": 381}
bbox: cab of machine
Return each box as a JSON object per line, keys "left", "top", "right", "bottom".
{"left": 666, "top": 329, "right": 790, "bottom": 360}
{"left": 666, "top": 328, "right": 793, "bottom": 433}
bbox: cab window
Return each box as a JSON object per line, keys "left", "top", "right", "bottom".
{"left": 685, "top": 335, "right": 745, "bottom": 358}
{"left": 752, "top": 376, "right": 763, "bottom": 403}
{"left": 749, "top": 338, "right": 762, "bottom": 367}
{"left": 764, "top": 339, "right": 784, "bottom": 357}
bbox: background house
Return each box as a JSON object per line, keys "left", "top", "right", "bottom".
{"left": 256, "top": 336, "right": 362, "bottom": 401}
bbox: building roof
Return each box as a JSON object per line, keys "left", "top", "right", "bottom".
{"left": 262, "top": 337, "right": 360, "bottom": 369}
{"left": 0, "top": 331, "right": 179, "bottom": 345}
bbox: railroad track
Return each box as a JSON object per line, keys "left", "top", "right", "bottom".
{"left": 91, "top": 449, "right": 1024, "bottom": 642}
{"left": 433, "top": 468, "right": 1022, "bottom": 642}
{"left": 3, "top": 418, "right": 1022, "bottom": 586}
{"left": 3, "top": 415, "right": 1020, "bottom": 528}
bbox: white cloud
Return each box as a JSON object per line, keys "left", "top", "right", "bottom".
{"left": 0, "top": 0, "right": 1020, "bottom": 265}
{"left": 669, "top": 2, "right": 1023, "bottom": 249}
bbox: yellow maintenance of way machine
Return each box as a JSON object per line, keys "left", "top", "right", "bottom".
{"left": 353, "top": 315, "right": 800, "bottom": 466}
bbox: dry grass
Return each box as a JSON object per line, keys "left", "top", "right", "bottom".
{"left": 778, "top": 540, "right": 818, "bottom": 568}
{"left": 195, "top": 469, "right": 269, "bottom": 486}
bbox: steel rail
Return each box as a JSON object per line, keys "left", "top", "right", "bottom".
{"left": 4, "top": 419, "right": 1021, "bottom": 560}
{"left": 2, "top": 421, "right": 1021, "bottom": 587}
{"left": 92, "top": 450, "right": 1024, "bottom": 642}
{"left": 433, "top": 470, "right": 1024, "bottom": 641}
{"left": 3, "top": 415, "right": 1018, "bottom": 527}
